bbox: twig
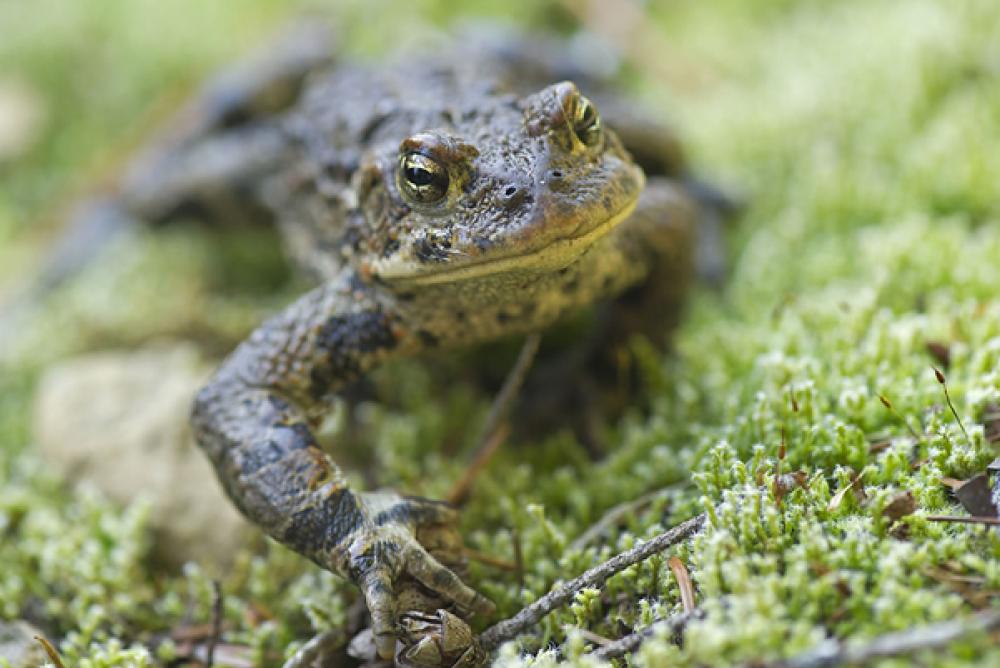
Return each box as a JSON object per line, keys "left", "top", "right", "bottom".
{"left": 934, "top": 367, "right": 972, "bottom": 446}
{"left": 877, "top": 394, "right": 923, "bottom": 443}
{"left": 448, "top": 425, "right": 510, "bottom": 506}
{"left": 773, "top": 427, "right": 786, "bottom": 506}
{"left": 448, "top": 334, "right": 541, "bottom": 505}
{"left": 205, "top": 580, "right": 223, "bottom": 668}
{"left": 463, "top": 547, "right": 519, "bottom": 571}
{"left": 591, "top": 611, "right": 699, "bottom": 661}
{"left": 925, "top": 515, "right": 1000, "bottom": 525}
{"left": 170, "top": 623, "right": 216, "bottom": 642}
{"left": 749, "top": 608, "right": 1000, "bottom": 668}
{"left": 512, "top": 526, "right": 524, "bottom": 588}
{"left": 480, "top": 334, "right": 541, "bottom": 447}
{"left": 33, "top": 635, "right": 66, "bottom": 668}
{"left": 578, "top": 629, "right": 613, "bottom": 647}
{"left": 569, "top": 484, "right": 680, "bottom": 551}
{"left": 281, "top": 629, "right": 345, "bottom": 668}
{"left": 478, "top": 513, "right": 706, "bottom": 652}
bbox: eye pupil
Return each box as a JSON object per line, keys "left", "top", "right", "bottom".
{"left": 574, "top": 97, "right": 602, "bottom": 147}
{"left": 405, "top": 165, "right": 433, "bottom": 186}
{"left": 398, "top": 153, "right": 449, "bottom": 203}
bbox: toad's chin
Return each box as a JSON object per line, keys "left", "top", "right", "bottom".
{"left": 373, "top": 196, "right": 638, "bottom": 287}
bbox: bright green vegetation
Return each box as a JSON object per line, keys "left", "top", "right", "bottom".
{"left": 2, "top": 0, "right": 999, "bottom": 666}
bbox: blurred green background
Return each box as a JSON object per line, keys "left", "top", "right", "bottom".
{"left": 2, "top": 1, "right": 1000, "bottom": 666}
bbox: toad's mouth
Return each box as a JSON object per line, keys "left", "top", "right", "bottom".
{"left": 375, "top": 197, "right": 639, "bottom": 287}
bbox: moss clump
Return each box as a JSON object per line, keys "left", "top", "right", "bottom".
{"left": 2, "top": 0, "right": 999, "bottom": 666}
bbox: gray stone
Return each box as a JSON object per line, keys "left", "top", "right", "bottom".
{"left": 34, "top": 343, "right": 253, "bottom": 571}
{"left": 0, "top": 620, "right": 47, "bottom": 668}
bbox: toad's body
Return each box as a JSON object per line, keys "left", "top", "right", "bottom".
{"left": 76, "top": 26, "right": 723, "bottom": 659}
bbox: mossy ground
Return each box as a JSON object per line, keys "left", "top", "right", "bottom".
{"left": 2, "top": 0, "right": 999, "bottom": 666}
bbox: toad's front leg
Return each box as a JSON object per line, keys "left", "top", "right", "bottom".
{"left": 191, "top": 273, "right": 494, "bottom": 659}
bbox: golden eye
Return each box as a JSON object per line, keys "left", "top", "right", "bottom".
{"left": 573, "top": 96, "right": 602, "bottom": 147}
{"left": 398, "top": 152, "right": 449, "bottom": 203}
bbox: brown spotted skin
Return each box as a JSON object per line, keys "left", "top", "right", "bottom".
{"left": 98, "top": 27, "right": 718, "bottom": 660}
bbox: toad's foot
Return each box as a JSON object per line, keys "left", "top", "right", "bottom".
{"left": 337, "top": 492, "right": 494, "bottom": 660}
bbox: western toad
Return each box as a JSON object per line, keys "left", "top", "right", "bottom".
{"left": 63, "top": 24, "right": 729, "bottom": 659}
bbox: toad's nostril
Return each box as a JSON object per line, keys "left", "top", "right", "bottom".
{"left": 548, "top": 169, "right": 564, "bottom": 180}
{"left": 501, "top": 183, "right": 532, "bottom": 211}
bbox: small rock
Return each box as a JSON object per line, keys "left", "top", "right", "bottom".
{"left": 347, "top": 628, "right": 381, "bottom": 665}
{"left": 0, "top": 620, "right": 48, "bottom": 668}
{"left": 34, "top": 343, "right": 253, "bottom": 571}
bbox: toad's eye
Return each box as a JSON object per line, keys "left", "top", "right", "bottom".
{"left": 573, "top": 96, "right": 601, "bottom": 147}
{"left": 398, "top": 152, "right": 449, "bottom": 203}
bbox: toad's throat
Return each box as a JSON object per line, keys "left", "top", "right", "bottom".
{"left": 376, "top": 198, "right": 639, "bottom": 287}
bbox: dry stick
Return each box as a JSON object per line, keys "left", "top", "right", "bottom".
{"left": 877, "top": 394, "right": 923, "bottom": 443}
{"left": 33, "top": 635, "right": 67, "bottom": 668}
{"left": 281, "top": 629, "right": 345, "bottom": 668}
{"left": 592, "top": 611, "right": 699, "bottom": 661}
{"left": 463, "top": 546, "right": 519, "bottom": 571}
{"left": 479, "top": 513, "right": 706, "bottom": 652}
{"left": 578, "top": 629, "right": 614, "bottom": 647}
{"left": 926, "top": 514, "right": 1000, "bottom": 526}
{"left": 569, "top": 484, "right": 681, "bottom": 551}
{"left": 512, "top": 526, "right": 525, "bottom": 588}
{"left": 205, "top": 580, "right": 223, "bottom": 668}
{"left": 448, "top": 425, "right": 510, "bottom": 506}
{"left": 480, "top": 333, "right": 542, "bottom": 443}
{"left": 752, "top": 608, "right": 1000, "bottom": 668}
{"left": 934, "top": 366, "right": 973, "bottom": 446}
{"left": 448, "top": 333, "right": 541, "bottom": 506}
{"left": 591, "top": 559, "right": 699, "bottom": 660}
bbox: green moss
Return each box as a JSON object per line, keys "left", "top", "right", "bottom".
{"left": 2, "top": 0, "right": 999, "bottom": 666}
